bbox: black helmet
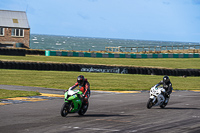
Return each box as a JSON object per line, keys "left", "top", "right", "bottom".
{"left": 77, "top": 75, "right": 85, "bottom": 85}
{"left": 163, "top": 75, "right": 170, "bottom": 83}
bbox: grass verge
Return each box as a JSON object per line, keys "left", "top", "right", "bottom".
{"left": 0, "top": 89, "right": 40, "bottom": 99}
{"left": 0, "top": 69, "right": 199, "bottom": 91}
{"left": 0, "top": 55, "right": 199, "bottom": 98}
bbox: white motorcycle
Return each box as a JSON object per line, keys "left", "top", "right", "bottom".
{"left": 147, "top": 84, "right": 170, "bottom": 109}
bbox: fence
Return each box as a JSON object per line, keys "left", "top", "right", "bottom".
{"left": 105, "top": 45, "right": 200, "bottom": 53}
{"left": 45, "top": 51, "right": 200, "bottom": 58}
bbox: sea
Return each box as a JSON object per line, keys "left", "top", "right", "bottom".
{"left": 30, "top": 34, "right": 200, "bottom": 52}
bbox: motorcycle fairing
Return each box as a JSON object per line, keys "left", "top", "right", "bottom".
{"left": 64, "top": 90, "right": 83, "bottom": 113}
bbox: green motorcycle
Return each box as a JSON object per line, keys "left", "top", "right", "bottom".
{"left": 60, "top": 87, "right": 89, "bottom": 117}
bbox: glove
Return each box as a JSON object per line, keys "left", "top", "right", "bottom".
{"left": 166, "top": 93, "right": 170, "bottom": 98}
{"left": 82, "top": 94, "right": 85, "bottom": 98}
{"left": 79, "top": 94, "right": 85, "bottom": 100}
{"left": 64, "top": 90, "right": 68, "bottom": 93}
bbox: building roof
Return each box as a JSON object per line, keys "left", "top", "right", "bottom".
{"left": 0, "top": 10, "right": 30, "bottom": 28}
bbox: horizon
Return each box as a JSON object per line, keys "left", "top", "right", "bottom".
{"left": 30, "top": 33, "right": 200, "bottom": 44}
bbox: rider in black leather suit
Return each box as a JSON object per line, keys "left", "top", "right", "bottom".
{"left": 157, "top": 75, "right": 173, "bottom": 98}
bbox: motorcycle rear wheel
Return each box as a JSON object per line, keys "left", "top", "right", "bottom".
{"left": 147, "top": 98, "right": 154, "bottom": 109}
{"left": 160, "top": 97, "right": 169, "bottom": 109}
{"left": 61, "top": 102, "right": 69, "bottom": 117}
{"left": 78, "top": 102, "right": 89, "bottom": 116}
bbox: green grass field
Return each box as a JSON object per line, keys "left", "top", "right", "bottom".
{"left": 0, "top": 55, "right": 200, "bottom": 69}
{"left": 0, "top": 69, "right": 199, "bottom": 91}
{"left": 0, "top": 55, "right": 199, "bottom": 99}
{"left": 0, "top": 89, "right": 40, "bottom": 99}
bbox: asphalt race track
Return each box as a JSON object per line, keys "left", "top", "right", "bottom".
{"left": 0, "top": 85, "right": 200, "bottom": 133}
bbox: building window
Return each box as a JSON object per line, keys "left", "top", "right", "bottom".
{"left": 13, "top": 19, "right": 19, "bottom": 23}
{"left": 0, "top": 27, "right": 4, "bottom": 36}
{"left": 11, "top": 28, "right": 24, "bottom": 37}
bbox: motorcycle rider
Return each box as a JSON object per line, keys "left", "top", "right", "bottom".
{"left": 157, "top": 75, "right": 173, "bottom": 99}
{"left": 67, "top": 75, "right": 90, "bottom": 105}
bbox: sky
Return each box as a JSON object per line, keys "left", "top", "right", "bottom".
{"left": 1, "top": 0, "right": 200, "bottom": 42}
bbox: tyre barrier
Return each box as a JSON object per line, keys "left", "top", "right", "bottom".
{"left": 0, "top": 48, "right": 26, "bottom": 56}
{"left": 0, "top": 48, "right": 45, "bottom": 56}
{"left": 26, "top": 49, "right": 45, "bottom": 55}
{"left": 0, "top": 60, "right": 199, "bottom": 76}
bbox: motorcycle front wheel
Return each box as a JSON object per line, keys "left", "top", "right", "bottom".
{"left": 61, "top": 102, "right": 70, "bottom": 117}
{"left": 147, "top": 98, "right": 154, "bottom": 109}
{"left": 78, "top": 102, "right": 89, "bottom": 116}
